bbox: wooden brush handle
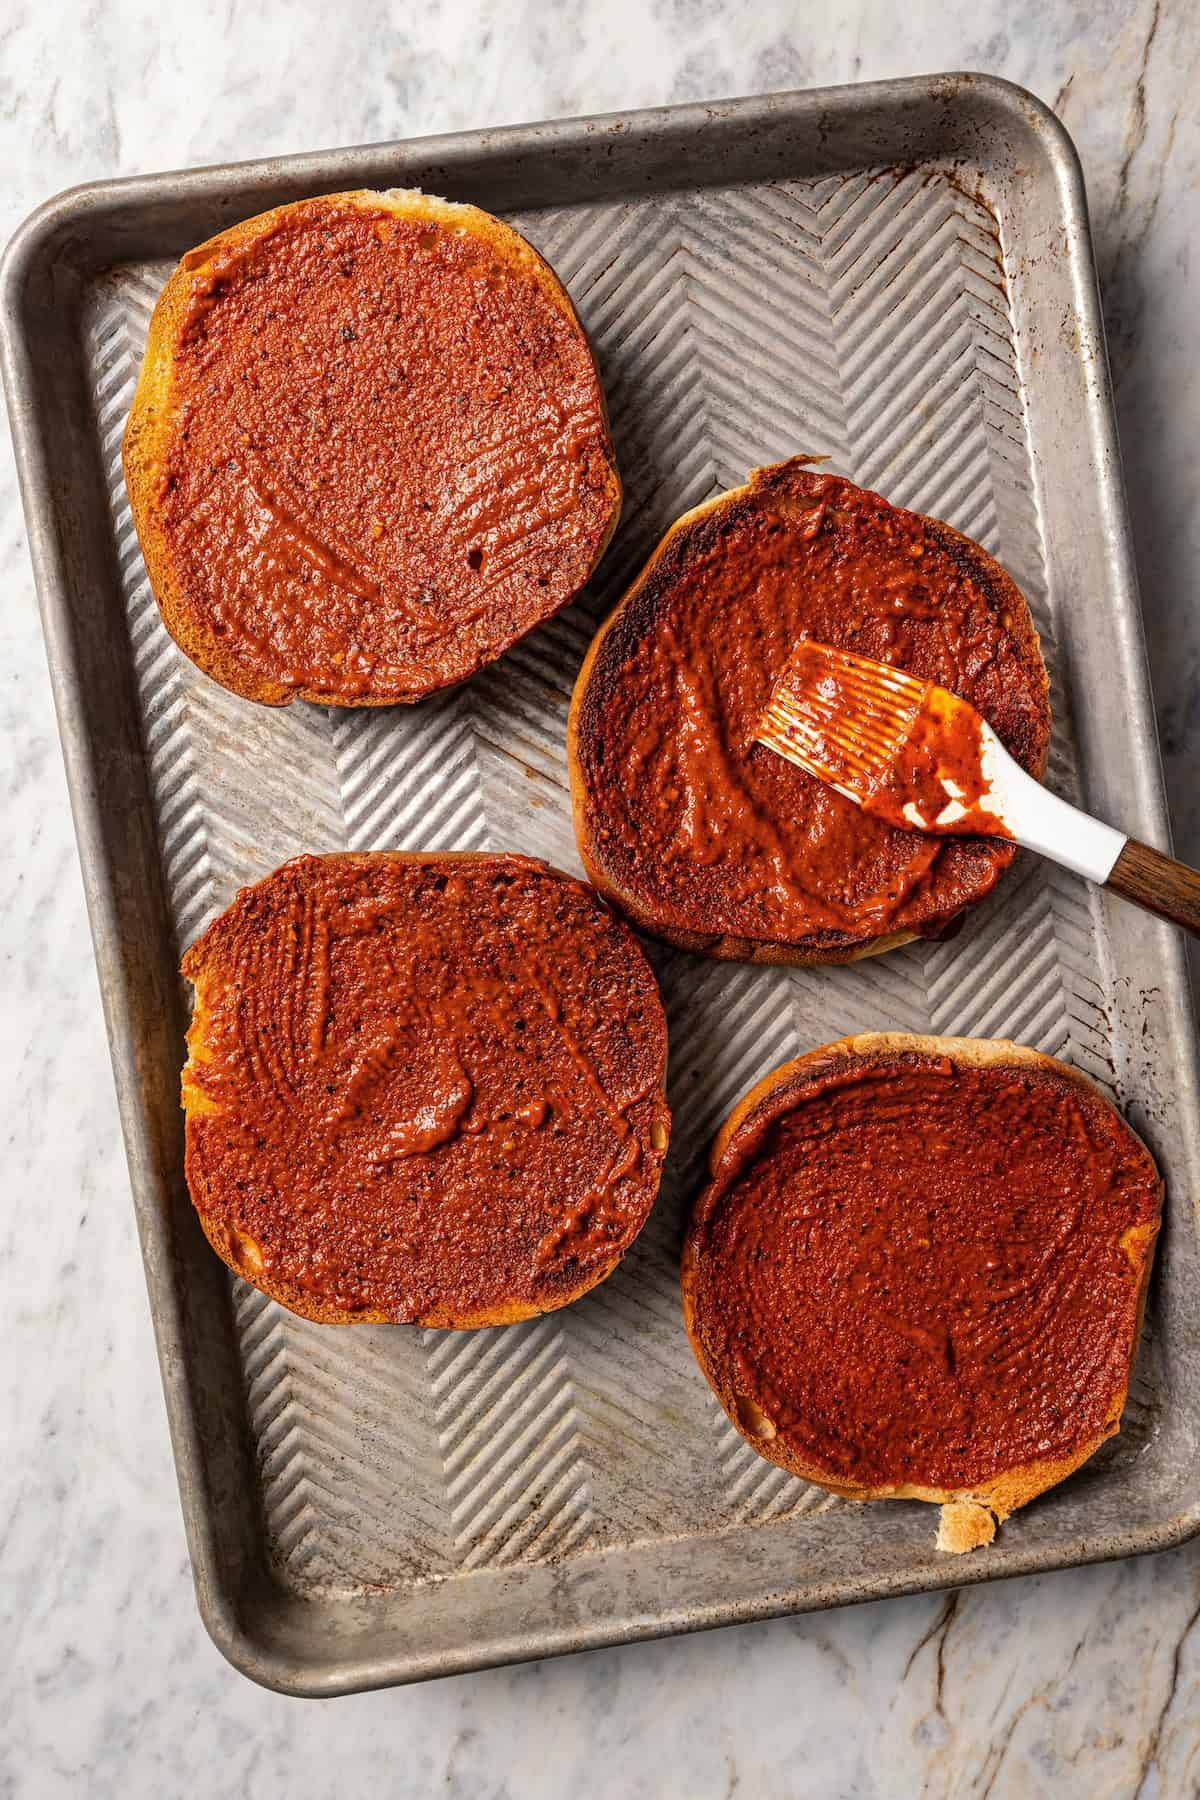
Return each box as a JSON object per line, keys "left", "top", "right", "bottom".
{"left": 1105, "top": 839, "right": 1200, "bottom": 937}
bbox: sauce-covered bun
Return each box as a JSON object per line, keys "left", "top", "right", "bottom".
{"left": 181, "top": 854, "right": 669, "bottom": 1327}
{"left": 124, "top": 191, "right": 620, "bottom": 706}
{"left": 682, "top": 1034, "right": 1161, "bottom": 1551}
{"left": 569, "top": 459, "right": 1051, "bottom": 963}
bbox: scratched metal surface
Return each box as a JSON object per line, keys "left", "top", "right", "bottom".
{"left": 7, "top": 77, "right": 1200, "bottom": 1694}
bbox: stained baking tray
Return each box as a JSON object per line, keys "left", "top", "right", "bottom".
{"left": 5, "top": 73, "right": 1200, "bottom": 1697}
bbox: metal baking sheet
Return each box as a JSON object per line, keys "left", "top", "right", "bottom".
{"left": 5, "top": 73, "right": 1200, "bottom": 1697}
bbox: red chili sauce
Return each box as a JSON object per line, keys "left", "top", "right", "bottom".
{"left": 159, "top": 201, "right": 615, "bottom": 700}
{"left": 575, "top": 462, "right": 1048, "bottom": 950}
{"left": 182, "top": 856, "right": 669, "bottom": 1320}
{"left": 687, "top": 1053, "right": 1159, "bottom": 1489}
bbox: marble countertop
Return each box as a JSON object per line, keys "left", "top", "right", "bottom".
{"left": 3, "top": 2, "right": 1198, "bottom": 1794}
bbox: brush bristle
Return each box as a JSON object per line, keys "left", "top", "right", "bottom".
{"left": 757, "top": 640, "right": 927, "bottom": 799}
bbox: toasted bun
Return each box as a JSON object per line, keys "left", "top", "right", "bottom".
{"left": 182, "top": 852, "right": 669, "bottom": 1327}
{"left": 569, "top": 460, "right": 1051, "bottom": 964}
{"left": 124, "top": 190, "right": 620, "bottom": 707}
{"left": 681, "top": 1033, "right": 1162, "bottom": 1550}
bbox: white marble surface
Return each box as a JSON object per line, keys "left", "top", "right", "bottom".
{"left": 2, "top": 2, "right": 1199, "bottom": 1794}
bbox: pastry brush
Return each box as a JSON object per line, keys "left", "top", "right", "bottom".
{"left": 757, "top": 640, "right": 1200, "bottom": 937}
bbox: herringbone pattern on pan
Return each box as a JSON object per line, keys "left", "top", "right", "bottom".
{"left": 81, "top": 166, "right": 1150, "bottom": 1594}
